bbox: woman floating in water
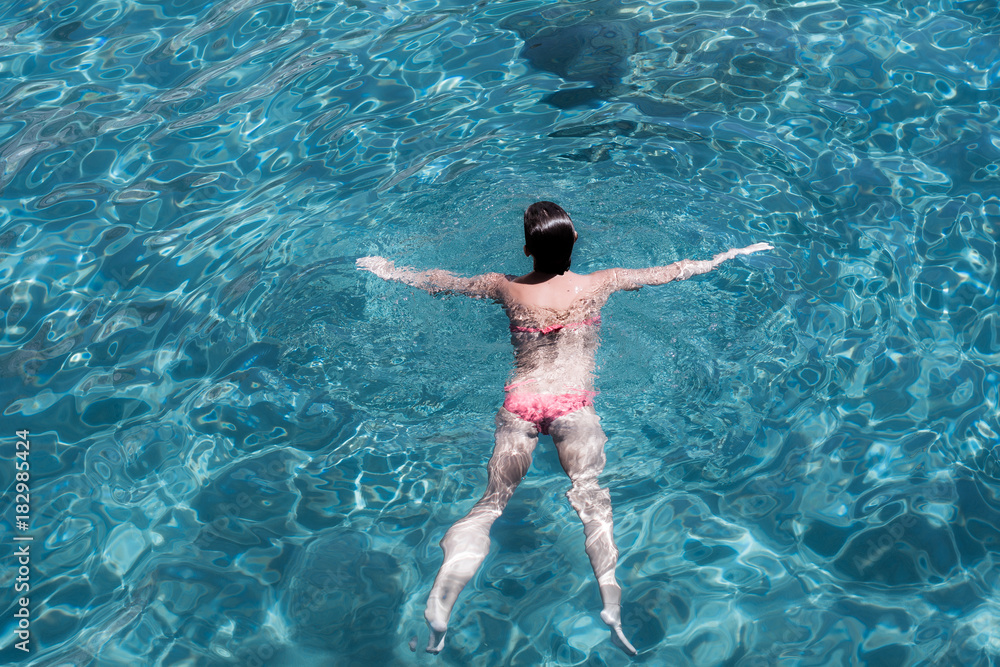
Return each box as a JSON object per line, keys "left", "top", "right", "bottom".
{"left": 357, "top": 202, "right": 771, "bottom": 656}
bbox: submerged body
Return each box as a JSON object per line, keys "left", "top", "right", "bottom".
{"left": 503, "top": 276, "right": 606, "bottom": 433}
{"left": 426, "top": 269, "right": 633, "bottom": 654}
{"left": 358, "top": 203, "right": 771, "bottom": 656}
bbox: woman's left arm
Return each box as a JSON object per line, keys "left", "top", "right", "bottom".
{"left": 592, "top": 243, "right": 773, "bottom": 292}
{"left": 357, "top": 256, "right": 505, "bottom": 299}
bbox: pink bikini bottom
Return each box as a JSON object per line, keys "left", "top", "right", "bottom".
{"left": 502, "top": 390, "right": 597, "bottom": 435}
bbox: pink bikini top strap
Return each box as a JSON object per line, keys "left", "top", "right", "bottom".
{"left": 509, "top": 315, "right": 601, "bottom": 334}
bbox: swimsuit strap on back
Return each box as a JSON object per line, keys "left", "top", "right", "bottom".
{"left": 509, "top": 315, "right": 601, "bottom": 334}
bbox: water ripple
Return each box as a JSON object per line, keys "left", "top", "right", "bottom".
{"left": 1, "top": 0, "right": 999, "bottom": 664}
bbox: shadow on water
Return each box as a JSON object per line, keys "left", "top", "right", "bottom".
{"left": 501, "top": 3, "right": 647, "bottom": 109}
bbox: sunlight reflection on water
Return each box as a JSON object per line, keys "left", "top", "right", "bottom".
{"left": 0, "top": 0, "right": 998, "bottom": 664}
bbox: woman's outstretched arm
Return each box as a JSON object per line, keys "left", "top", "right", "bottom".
{"left": 357, "top": 256, "right": 505, "bottom": 299}
{"left": 594, "top": 242, "right": 773, "bottom": 292}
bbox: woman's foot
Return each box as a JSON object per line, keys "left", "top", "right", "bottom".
{"left": 609, "top": 624, "right": 637, "bottom": 656}
{"left": 424, "top": 604, "right": 450, "bottom": 654}
{"left": 601, "top": 607, "right": 637, "bottom": 656}
{"left": 426, "top": 622, "right": 448, "bottom": 654}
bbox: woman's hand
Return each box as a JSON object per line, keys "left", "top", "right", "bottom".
{"left": 712, "top": 242, "right": 774, "bottom": 264}
{"left": 356, "top": 256, "right": 395, "bottom": 279}
{"left": 734, "top": 242, "right": 773, "bottom": 255}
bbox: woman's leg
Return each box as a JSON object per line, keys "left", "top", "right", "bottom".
{"left": 548, "top": 406, "right": 637, "bottom": 655}
{"left": 424, "top": 408, "right": 538, "bottom": 653}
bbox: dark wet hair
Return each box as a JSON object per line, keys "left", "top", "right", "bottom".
{"left": 524, "top": 201, "right": 575, "bottom": 275}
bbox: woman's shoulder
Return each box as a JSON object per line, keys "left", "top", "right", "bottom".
{"left": 582, "top": 268, "right": 620, "bottom": 284}
{"left": 472, "top": 272, "right": 516, "bottom": 288}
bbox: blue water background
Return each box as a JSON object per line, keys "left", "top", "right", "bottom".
{"left": 1, "top": 0, "right": 999, "bottom": 664}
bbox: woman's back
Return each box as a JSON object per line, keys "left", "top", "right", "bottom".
{"left": 500, "top": 271, "right": 611, "bottom": 395}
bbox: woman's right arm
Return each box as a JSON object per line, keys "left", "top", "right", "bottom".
{"left": 356, "top": 256, "right": 505, "bottom": 299}
{"left": 594, "top": 243, "right": 773, "bottom": 292}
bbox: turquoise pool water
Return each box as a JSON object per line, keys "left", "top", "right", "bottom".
{"left": 1, "top": 0, "right": 998, "bottom": 664}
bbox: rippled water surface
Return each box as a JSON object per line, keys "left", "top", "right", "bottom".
{"left": 1, "top": 0, "right": 999, "bottom": 664}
